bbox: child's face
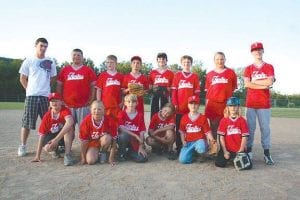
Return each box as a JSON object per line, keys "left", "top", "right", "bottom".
{"left": 50, "top": 99, "right": 62, "bottom": 112}
{"left": 125, "top": 99, "right": 137, "bottom": 110}
{"left": 181, "top": 59, "right": 192, "bottom": 71}
{"left": 161, "top": 107, "right": 173, "bottom": 119}
{"left": 214, "top": 54, "right": 225, "bottom": 68}
{"left": 91, "top": 103, "right": 104, "bottom": 119}
{"left": 228, "top": 106, "right": 238, "bottom": 116}
{"left": 157, "top": 57, "right": 167, "bottom": 68}
{"left": 251, "top": 49, "right": 264, "bottom": 60}
{"left": 188, "top": 102, "right": 199, "bottom": 113}
{"left": 131, "top": 60, "right": 141, "bottom": 72}
{"left": 106, "top": 59, "right": 117, "bottom": 71}
{"left": 35, "top": 42, "right": 48, "bottom": 56}
{"left": 72, "top": 51, "right": 83, "bottom": 65}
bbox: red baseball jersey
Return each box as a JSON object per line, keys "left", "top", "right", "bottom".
{"left": 96, "top": 71, "right": 123, "bottom": 109}
{"left": 205, "top": 67, "right": 237, "bottom": 102}
{"left": 244, "top": 63, "right": 274, "bottom": 108}
{"left": 122, "top": 73, "right": 149, "bottom": 113}
{"left": 118, "top": 110, "right": 146, "bottom": 152}
{"left": 39, "top": 106, "right": 72, "bottom": 135}
{"left": 218, "top": 117, "right": 249, "bottom": 153}
{"left": 149, "top": 111, "right": 175, "bottom": 130}
{"left": 149, "top": 69, "right": 174, "bottom": 87}
{"left": 179, "top": 113, "right": 211, "bottom": 142}
{"left": 79, "top": 114, "right": 117, "bottom": 142}
{"left": 171, "top": 72, "right": 201, "bottom": 114}
{"left": 57, "top": 65, "right": 97, "bottom": 108}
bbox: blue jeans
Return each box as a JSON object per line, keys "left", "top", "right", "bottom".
{"left": 246, "top": 108, "right": 271, "bottom": 150}
{"left": 179, "top": 139, "right": 207, "bottom": 164}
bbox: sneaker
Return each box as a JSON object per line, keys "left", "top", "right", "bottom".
{"left": 57, "top": 146, "right": 65, "bottom": 154}
{"left": 248, "top": 152, "right": 253, "bottom": 160}
{"left": 99, "top": 152, "right": 107, "bottom": 164}
{"left": 118, "top": 154, "right": 127, "bottom": 162}
{"left": 18, "top": 145, "right": 27, "bottom": 157}
{"left": 64, "top": 154, "right": 74, "bottom": 166}
{"left": 49, "top": 150, "right": 60, "bottom": 159}
{"left": 264, "top": 154, "right": 275, "bottom": 165}
{"left": 167, "top": 150, "right": 177, "bottom": 160}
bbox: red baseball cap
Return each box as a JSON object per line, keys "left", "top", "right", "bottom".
{"left": 251, "top": 42, "right": 264, "bottom": 52}
{"left": 48, "top": 93, "right": 62, "bottom": 101}
{"left": 188, "top": 95, "right": 200, "bottom": 104}
{"left": 130, "top": 56, "right": 142, "bottom": 63}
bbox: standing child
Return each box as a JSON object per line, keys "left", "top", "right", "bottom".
{"left": 122, "top": 56, "right": 149, "bottom": 115}
{"left": 205, "top": 52, "right": 237, "bottom": 139}
{"left": 117, "top": 94, "right": 148, "bottom": 163}
{"left": 79, "top": 100, "right": 117, "bottom": 165}
{"left": 149, "top": 53, "right": 174, "bottom": 118}
{"left": 146, "top": 103, "right": 176, "bottom": 160}
{"left": 171, "top": 55, "right": 201, "bottom": 154}
{"left": 243, "top": 42, "right": 275, "bottom": 165}
{"left": 179, "top": 96, "right": 215, "bottom": 164}
{"left": 31, "top": 93, "right": 74, "bottom": 166}
{"left": 215, "top": 97, "right": 251, "bottom": 169}
{"left": 96, "top": 55, "right": 123, "bottom": 123}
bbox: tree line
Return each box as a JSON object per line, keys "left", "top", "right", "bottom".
{"left": 0, "top": 56, "right": 299, "bottom": 107}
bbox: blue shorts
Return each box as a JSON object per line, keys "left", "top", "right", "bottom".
{"left": 179, "top": 139, "right": 207, "bottom": 164}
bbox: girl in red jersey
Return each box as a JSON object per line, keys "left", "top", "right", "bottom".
{"left": 117, "top": 94, "right": 148, "bottom": 163}
{"left": 215, "top": 97, "right": 251, "bottom": 169}
{"left": 146, "top": 103, "right": 176, "bottom": 160}
{"left": 32, "top": 93, "right": 74, "bottom": 166}
{"left": 171, "top": 55, "right": 201, "bottom": 154}
{"left": 79, "top": 100, "right": 117, "bottom": 165}
{"left": 178, "top": 96, "right": 215, "bottom": 164}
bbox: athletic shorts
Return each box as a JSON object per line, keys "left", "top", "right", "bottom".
{"left": 22, "top": 96, "right": 49, "bottom": 130}
{"left": 205, "top": 100, "right": 226, "bottom": 121}
{"left": 42, "top": 131, "right": 64, "bottom": 147}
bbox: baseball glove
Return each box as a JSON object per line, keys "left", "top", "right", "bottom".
{"left": 233, "top": 152, "right": 252, "bottom": 170}
{"left": 128, "top": 83, "right": 147, "bottom": 97}
{"left": 207, "top": 140, "right": 218, "bottom": 156}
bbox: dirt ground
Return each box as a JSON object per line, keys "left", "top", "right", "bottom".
{"left": 0, "top": 110, "right": 299, "bottom": 200}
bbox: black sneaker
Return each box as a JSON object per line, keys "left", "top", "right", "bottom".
{"left": 152, "top": 147, "right": 163, "bottom": 155}
{"left": 118, "top": 154, "right": 127, "bottom": 162}
{"left": 264, "top": 154, "right": 275, "bottom": 165}
{"left": 167, "top": 150, "right": 177, "bottom": 160}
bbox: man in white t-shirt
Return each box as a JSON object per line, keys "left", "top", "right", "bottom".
{"left": 18, "top": 38, "right": 57, "bottom": 156}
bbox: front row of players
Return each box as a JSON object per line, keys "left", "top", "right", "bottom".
{"left": 32, "top": 92, "right": 252, "bottom": 170}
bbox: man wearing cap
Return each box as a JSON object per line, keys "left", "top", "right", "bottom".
{"left": 18, "top": 38, "right": 57, "bottom": 157}
{"left": 31, "top": 93, "right": 75, "bottom": 166}
{"left": 243, "top": 42, "right": 275, "bottom": 165}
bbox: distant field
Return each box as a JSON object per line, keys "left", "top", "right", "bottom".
{"left": 0, "top": 102, "right": 299, "bottom": 118}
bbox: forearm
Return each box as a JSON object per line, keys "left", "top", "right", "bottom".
{"left": 154, "top": 125, "right": 175, "bottom": 134}
{"left": 252, "top": 78, "right": 274, "bottom": 87}
{"left": 109, "top": 140, "right": 117, "bottom": 160}
{"left": 53, "top": 118, "right": 73, "bottom": 142}
{"left": 80, "top": 142, "right": 88, "bottom": 160}
{"left": 35, "top": 136, "right": 45, "bottom": 158}
{"left": 244, "top": 81, "right": 269, "bottom": 89}
{"left": 119, "top": 127, "right": 137, "bottom": 138}
{"left": 88, "top": 84, "right": 96, "bottom": 104}
{"left": 20, "top": 75, "right": 28, "bottom": 90}
{"left": 96, "top": 88, "right": 101, "bottom": 101}
{"left": 220, "top": 136, "right": 228, "bottom": 152}
{"left": 239, "top": 137, "right": 248, "bottom": 152}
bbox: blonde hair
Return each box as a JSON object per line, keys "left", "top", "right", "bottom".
{"left": 90, "top": 100, "right": 104, "bottom": 109}
{"left": 106, "top": 55, "right": 117, "bottom": 63}
{"left": 223, "top": 106, "right": 242, "bottom": 118}
{"left": 124, "top": 94, "right": 137, "bottom": 102}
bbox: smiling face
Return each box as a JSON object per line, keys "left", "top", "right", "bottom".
{"left": 181, "top": 58, "right": 192, "bottom": 72}
{"left": 72, "top": 51, "right": 83, "bottom": 65}
{"left": 188, "top": 102, "right": 199, "bottom": 113}
{"left": 50, "top": 99, "right": 62, "bottom": 113}
{"left": 157, "top": 57, "right": 167, "bottom": 68}
{"left": 90, "top": 101, "right": 105, "bottom": 121}
{"left": 131, "top": 59, "right": 141, "bottom": 72}
{"left": 214, "top": 53, "right": 226, "bottom": 69}
{"left": 160, "top": 106, "right": 173, "bottom": 119}
{"left": 251, "top": 49, "right": 264, "bottom": 60}
{"left": 228, "top": 105, "right": 238, "bottom": 117}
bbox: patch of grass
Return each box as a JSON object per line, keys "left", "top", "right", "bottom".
{"left": 0, "top": 102, "right": 24, "bottom": 110}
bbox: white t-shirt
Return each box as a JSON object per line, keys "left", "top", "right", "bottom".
{"left": 19, "top": 57, "right": 57, "bottom": 96}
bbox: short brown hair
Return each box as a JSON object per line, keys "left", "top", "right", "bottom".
{"left": 106, "top": 55, "right": 118, "bottom": 62}
{"left": 180, "top": 55, "right": 193, "bottom": 64}
{"left": 35, "top": 38, "right": 48, "bottom": 45}
{"left": 131, "top": 56, "right": 142, "bottom": 63}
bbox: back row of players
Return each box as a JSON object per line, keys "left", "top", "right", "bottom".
{"left": 17, "top": 38, "right": 275, "bottom": 169}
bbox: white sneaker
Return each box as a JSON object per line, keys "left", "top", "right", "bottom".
{"left": 18, "top": 145, "right": 27, "bottom": 157}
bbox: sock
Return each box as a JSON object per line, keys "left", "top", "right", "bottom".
{"left": 264, "top": 149, "right": 270, "bottom": 156}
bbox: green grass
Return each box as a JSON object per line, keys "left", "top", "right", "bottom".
{"left": 1, "top": 102, "right": 300, "bottom": 118}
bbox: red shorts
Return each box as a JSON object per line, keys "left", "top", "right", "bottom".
{"left": 205, "top": 100, "right": 226, "bottom": 121}
{"left": 87, "top": 140, "right": 100, "bottom": 148}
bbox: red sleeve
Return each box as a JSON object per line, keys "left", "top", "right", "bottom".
{"left": 143, "top": 75, "right": 149, "bottom": 90}
{"left": 243, "top": 66, "right": 251, "bottom": 79}
{"left": 217, "top": 118, "right": 227, "bottom": 136}
{"left": 240, "top": 117, "right": 249, "bottom": 136}
{"left": 202, "top": 116, "right": 211, "bottom": 135}
{"left": 79, "top": 117, "right": 91, "bottom": 141}
{"left": 266, "top": 64, "right": 275, "bottom": 77}
{"left": 57, "top": 67, "right": 66, "bottom": 83}
{"left": 194, "top": 74, "right": 201, "bottom": 94}
{"left": 88, "top": 67, "right": 97, "bottom": 83}
{"left": 148, "top": 115, "right": 156, "bottom": 130}
{"left": 38, "top": 112, "right": 51, "bottom": 135}
{"left": 149, "top": 70, "right": 154, "bottom": 85}
{"left": 122, "top": 75, "right": 129, "bottom": 89}
{"left": 61, "top": 107, "right": 72, "bottom": 119}
{"left": 96, "top": 73, "right": 104, "bottom": 90}
{"left": 205, "top": 72, "right": 211, "bottom": 91}
{"left": 231, "top": 70, "right": 238, "bottom": 90}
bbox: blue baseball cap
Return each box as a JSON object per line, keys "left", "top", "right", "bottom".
{"left": 226, "top": 97, "right": 240, "bottom": 106}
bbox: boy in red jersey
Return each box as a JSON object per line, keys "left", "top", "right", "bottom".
{"left": 171, "top": 55, "right": 201, "bottom": 154}
{"left": 146, "top": 103, "right": 176, "bottom": 160}
{"left": 243, "top": 42, "right": 275, "bottom": 165}
{"left": 178, "top": 96, "right": 215, "bottom": 164}
{"left": 57, "top": 49, "right": 97, "bottom": 136}
{"left": 117, "top": 94, "right": 148, "bottom": 163}
{"left": 205, "top": 52, "right": 237, "bottom": 139}
{"left": 122, "top": 56, "right": 149, "bottom": 115}
{"left": 215, "top": 97, "right": 251, "bottom": 169}
{"left": 96, "top": 55, "right": 123, "bottom": 121}
{"left": 149, "top": 53, "right": 174, "bottom": 118}
{"left": 79, "top": 100, "right": 117, "bottom": 165}
{"left": 31, "top": 93, "right": 74, "bottom": 166}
